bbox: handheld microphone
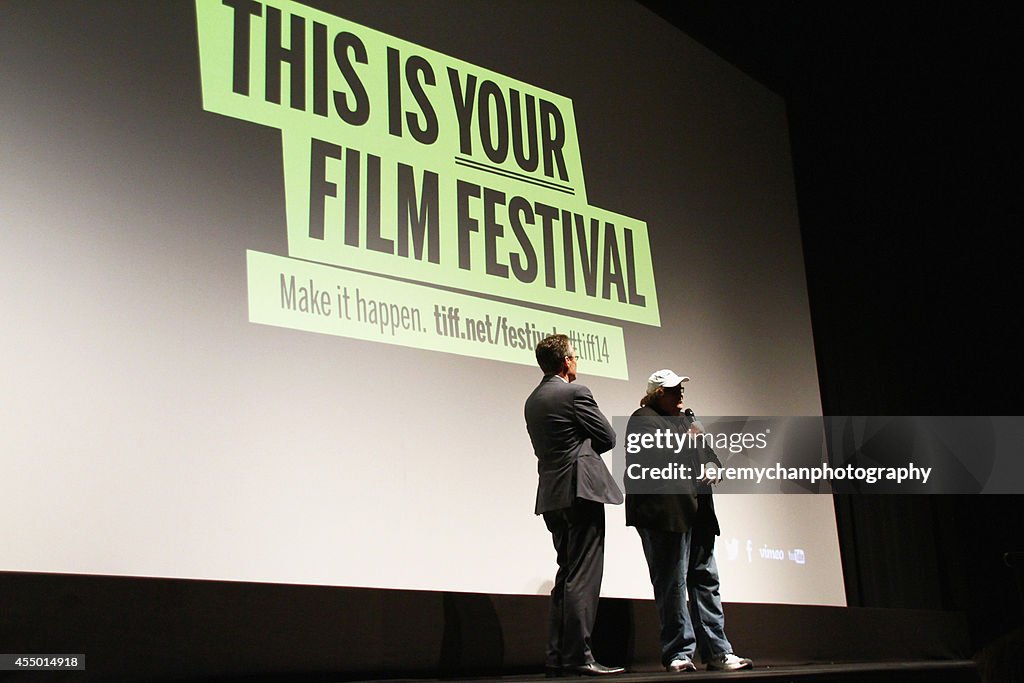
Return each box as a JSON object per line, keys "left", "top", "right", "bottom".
{"left": 683, "top": 408, "right": 704, "bottom": 433}
{"left": 685, "top": 408, "right": 721, "bottom": 472}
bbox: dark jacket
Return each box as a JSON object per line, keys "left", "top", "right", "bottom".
{"left": 624, "top": 404, "right": 721, "bottom": 534}
{"left": 524, "top": 374, "right": 623, "bottom": 515}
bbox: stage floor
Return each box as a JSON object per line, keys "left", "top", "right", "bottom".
{"left": 372, "top": 660, "right": 979, "bottom": 683}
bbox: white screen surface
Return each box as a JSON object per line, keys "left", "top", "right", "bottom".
{"left": 0, "top": 0, "right": 845, "bottom": 606}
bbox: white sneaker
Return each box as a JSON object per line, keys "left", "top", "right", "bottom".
{"left": 706, "top": 653, "right": 753, "bottom": 671}
{"left": 666, "top": 657, "right": 697, "bottom": 672}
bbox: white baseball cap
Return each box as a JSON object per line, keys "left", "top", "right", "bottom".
{"left": 646, "top": 369, "right": 690, "bottom": 394}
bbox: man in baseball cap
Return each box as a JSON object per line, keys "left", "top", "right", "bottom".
{"left": 626, "top": 369, "right": 753, "bottom": 673}
{"left": 646, "top": 369, "right": 690, "bottom": 395}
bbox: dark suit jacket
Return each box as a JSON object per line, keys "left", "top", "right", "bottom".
{"left": 624, "top": 405, "right": 722, "bottom": 534}
{"left": 525, "top": 374, "right": 623, "bottom": 515}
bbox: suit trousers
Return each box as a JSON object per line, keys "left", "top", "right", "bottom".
{"left": 543, "top": 497, "right": 605, "bottom": 668}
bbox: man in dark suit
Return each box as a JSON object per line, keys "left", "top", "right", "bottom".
{"left": 625, "top": 369, "right": 752, "bottom": 672}
{"left": 524, "top": 334, "right": 624, "bottom": 677}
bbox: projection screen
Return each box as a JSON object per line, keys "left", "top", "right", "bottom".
{"left": 0, "top": 0, "right": 846, "bottom": 606}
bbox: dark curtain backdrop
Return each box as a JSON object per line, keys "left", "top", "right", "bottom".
{"left": 641, "top": 1, "right": 1024, "bottom": 655}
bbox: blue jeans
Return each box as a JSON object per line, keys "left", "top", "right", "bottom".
{"left": 637, "top": 526, "right": 732, "bottom": 665}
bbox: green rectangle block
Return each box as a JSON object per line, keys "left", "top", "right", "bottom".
{"left": 247, "top": 250, "right": 629, "bottom": 379}
{"left": 197, "top": 0, "right": 661, "bottom": 328}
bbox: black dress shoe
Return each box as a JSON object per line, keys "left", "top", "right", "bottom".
{"left": 546, "top": 666, "right": 568, "bottom": 678}
{"left": 567, "top": 662, "right": 626, "bottom": 676}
